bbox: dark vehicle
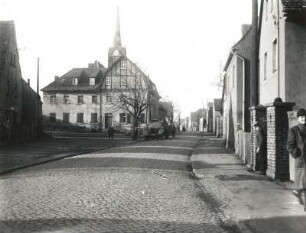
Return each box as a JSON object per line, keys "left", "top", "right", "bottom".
{"left": 143, "top": 121, "right": 168, "bottom": 140}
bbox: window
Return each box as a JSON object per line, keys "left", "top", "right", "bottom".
{"left": 106, "top": 76, "right": 111, "bottom": 89}
{"left": 140, "top": 113, "right": 145, "bottom": 123}
{"left": 63, "top": 113, "right": 70, "bottom": 123}
{"left": 106, "top": 93, "right": 112, "bottom": 103}
{"left": 92, "top": 95, "right": 98, "bottom": 104}
{"left": 127, "top": 113, "right": 131, "bottom": 123}
{"left": 77, "top": 113, "right": 84, "bottom": 123}
{"left": 272, "top": 39, "right": 277, "bottom": 72}
{"left": 50, "top": 94, "right": 56, "bottom": 104}
{"left": 120, "top": 76, "right": 127, "bottom": 88}
{"left": 120, "top": 113, "right": 126, "bottom": 123}
{"left": 72, "top": 78, "right": 78, "bottom": 85}
{"left": 91, "top": 113, "right": 98, "bottom": 123}
{"left": 50, "top": 113, "right": 56, "bottom": 123}
{"left": 89, "top": 78, "right": 95, "bottom": 85}
{"left": 78, "top": 95, "right": 84, "bottom": 104}
{"left": 64, "top": 95, "right": 69, "bottom": 104}
{"left": 135, "top": 76, "right": 141, "bottom": 87}
{"left": 119, "top": 113, "right": 131, "bottom": 123}
{"left": 264, "top": 52, "right": 268, "bottom": 80}
{"left": 121, "top": 60, "right": 127, "bottom": 69}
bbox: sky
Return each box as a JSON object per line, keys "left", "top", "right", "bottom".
{"left": 0, "top": 0, "right": 252, "bottom": 118}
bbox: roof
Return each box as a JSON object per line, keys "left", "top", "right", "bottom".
{"left": 282, "top": 0, "right": 306, "bottom": 11}
{"left": 102, "top": 55, "right": 160, "bottom": 98}
{"left": 41, "top": 65, "right": 106, "bottom": 92}
{"left": 0, "top": 21, "right": 15, "bottom": 61}
{"left": 282, "top": 0, "right": 306, "bottom": 24}
{"left": 223, "top": 25, "right": 252, "bottom": 71}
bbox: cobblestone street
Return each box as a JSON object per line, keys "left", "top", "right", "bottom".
{"left": 0, "top": 134, "right": 237, "bottom": 233}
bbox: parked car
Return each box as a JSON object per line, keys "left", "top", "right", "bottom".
{"left": 143, "top": 121, "right": 168, "bottom": 140}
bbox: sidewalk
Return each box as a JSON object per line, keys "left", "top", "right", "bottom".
{"left": 191, "top": 133, "right": 306, "bottom": 233}
{"left": 0, "top": 132, "right": 135, "bottom": 175}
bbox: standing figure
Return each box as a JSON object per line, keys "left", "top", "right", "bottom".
{"left": 254, "top": 121, "right": 266, "bottom": 175}
{"left": 108, "top": 126, "right": 114, "bottom": 140}
{"left": 171, "top": 123, "right": 176, "bottom": 139}
{"left": 287, "top": 108, "right": 306, "bottom": 212}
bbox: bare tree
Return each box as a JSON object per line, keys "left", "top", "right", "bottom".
{"left": 111, "top": 71, "right": 149, "bottom": 140}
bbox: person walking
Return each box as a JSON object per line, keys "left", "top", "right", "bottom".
{"left": 287, "top": 108, "right": 306, "bottom": 211}
{"left": 108, "top": 126, "right": 114, "bottom": 140}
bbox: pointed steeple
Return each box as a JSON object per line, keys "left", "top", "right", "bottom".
{"left": 108, "top": 7, "right": 126, "bottom": 67}
{"left": 113, "top": 7, "right": 122, "bottom": 47}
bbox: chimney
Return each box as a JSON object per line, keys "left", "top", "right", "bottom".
{"left": 27, "top": 79, "right": 30, "bottom": 86}
{"left": 241, "top": 24, "right": 251, "bottom": 37}
{"left": 55, "top": 76, "right": 59, "bottom": 80}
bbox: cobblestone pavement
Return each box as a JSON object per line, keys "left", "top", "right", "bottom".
{"left": 0, "top": 134, "right": 239, "bottom": 233}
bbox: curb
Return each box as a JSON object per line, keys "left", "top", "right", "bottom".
{"left": 189, "top": 135, "right": 254, "bottom": 233}
{"left": 0, "top": 139, "right": 138, "bottom": 176}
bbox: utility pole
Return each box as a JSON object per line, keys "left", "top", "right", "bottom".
{"left": 36, "top": 57, "right": 41, "bottom": 136}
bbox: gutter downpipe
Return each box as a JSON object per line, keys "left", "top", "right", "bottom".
{"left": 277, "top": 0, "right": 281, "bottom": 98}
{"left": 251, "top": 0, "right": 259, "bottom": 107}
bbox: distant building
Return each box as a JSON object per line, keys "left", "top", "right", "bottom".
{"left": 0, "top": 21, "right": 41, "bottom": 145}
{"left": 213, "top": 99, "right": 222, "bottom": 137}
{"left": 42, "top": 10, "right": 160, "bottom": 132}
{"left": 158, "top": 101, "right": 174, "bottom": 123}
{"left": 206, "top": 102, "right": 213, "bottom": 133}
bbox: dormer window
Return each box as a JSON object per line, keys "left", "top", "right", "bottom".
{"left": 89, "top": 78, "right": 95, "bottom": 85}
{"left": 72, "top": 78, "right": 78, "bottom": 85}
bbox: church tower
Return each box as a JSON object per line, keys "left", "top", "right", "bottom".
{"left": 108, "top": 8, "right": 126, "bottom": 67}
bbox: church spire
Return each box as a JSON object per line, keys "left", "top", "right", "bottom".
{"left": 113, "top": 7, "right": 122, "bottom": 47}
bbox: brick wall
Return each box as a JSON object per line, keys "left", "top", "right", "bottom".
{"left": 266, "top": 102, "right": 294, "bottom": 180}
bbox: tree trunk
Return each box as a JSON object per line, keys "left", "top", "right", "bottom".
{"left": 132, "top": 116, "right": 139, "bottom": 140}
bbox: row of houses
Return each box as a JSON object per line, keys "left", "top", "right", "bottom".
{"left": 0, "top": 21, "right": 42, "bottom": 145}
{"left": 221, "top": 0, "right": 306, "bottom": 181}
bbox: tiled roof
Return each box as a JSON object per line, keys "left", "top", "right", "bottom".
{"left": 282, "top": 0, "right": 306, "bottom": 24}
{"left": 282, "top": 0, "right": 306, "bottom": 11}
{"left": 41, "top": 66, "right": 105, "bottom": 92}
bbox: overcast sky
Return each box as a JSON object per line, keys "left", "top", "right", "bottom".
{"left": 0, "top": 0, "right": 252, "bottom": 117}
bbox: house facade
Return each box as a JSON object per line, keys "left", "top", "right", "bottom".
{"left": 0, "top": 21, "right": 41, "bottom": 145}
{"left": 222, "top": 24, "right": 252, "bottom": 163}
{"left": 259, "top": 0, "right": 306, "bottom": 107}
{"left": 42, "top": 62, "right": 105, "bottom": 132}
{"left": 256, "top": 0, "right": 306, "bottom": 180}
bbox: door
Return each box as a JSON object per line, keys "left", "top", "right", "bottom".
{"left": 105, "top": 113, "right": 113, "bottom": 129}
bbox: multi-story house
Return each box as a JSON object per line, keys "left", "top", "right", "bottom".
{"left": 42, "top": 11, "right": 160, "bottom": 132}
{"left": 42, "top": 61, "right": 105, "bottom": 131}
{"left": 259, "top": 0, "right": 306, "bottom": 107}
{"left": 257, "top": 0, "right": 306, "bottom": 180}
{"left": 222, "top": 24, "right": 252, "bottom": 163}
{"left": 0, "top": 21, "right": 41, "bottom": 145}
